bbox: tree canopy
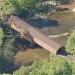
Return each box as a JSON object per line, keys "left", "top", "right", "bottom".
{"left": 65, "top": 31, "right": 75, "bottom": 56}
{"left": 21, "top": 56, "right": 71, "bottom": 75}
{"left": 1, "top": 0, "right": 39, "bottom": 16}
{"left": 0, "top": 27, "right": 4, "bottom": 47}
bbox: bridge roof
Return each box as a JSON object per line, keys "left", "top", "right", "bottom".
{"left": 9, "top": 15, "right": 62, "bottom": 54}
{"left": 29, "top": 27, "right": 61, "bottom": 51}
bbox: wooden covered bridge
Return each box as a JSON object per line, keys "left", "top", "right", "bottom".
{"left": 8, "top": 15, "right": 62, "bottom": 55}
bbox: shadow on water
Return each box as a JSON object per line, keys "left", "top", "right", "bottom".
{"left": 57, "top": 46, "right": 67, "bottom": 56}
{"left": 0, "top": 57, "right": 20, "bottom": 74}
{"left": 15, "top": 38, "right": 41, "bottom": 52}
{"left": 0, "top": 37, "right": 41, "bottom": 74}
{"left": 30, "top": 43, "right": 42, "bottom": 49}
{"left": 29, "top": 18, "right": 59, "bottom": 28}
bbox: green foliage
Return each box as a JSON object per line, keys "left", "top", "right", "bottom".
{"left": 0, "top": 18, "right": 3, "bottom": 26}
{"left": 0, "top": 27, "right": 4, "bottom": 47}
{"left": 11, "top": 0, "right": 39, "bottom": 16}
{"left": 13, "top": 66, "right": 25, "bottom": 75}
{"left": 23, "top": 56, "right": 71, "bottom": 75}
{"left": 49, "top": 55, "right": 72, "bottom": 75}
{"left": 65, "top": 31, "right": 75, "bottom": 56}
{"left": 26, "top": 61, "right": 51, "bottom": 75}
{"left": 0, "top": 27, "right": 16, "bottom": 73}
{"left": 2, "top": 0, "right": 39, "bottom": 16}
{"left": 2, "top": 37, "right": 16, "bottom": 59}
{"left": 71, "top": 62, "right": 75, "bottom": 75}
{"left": 1, "top": 0, "right": 72, "bottom": 16}
{"left": 17, "top": 0, "right": 38, "bottom": 10}
{"left": 2, "top": 0, "right": 15, "bottom": 15}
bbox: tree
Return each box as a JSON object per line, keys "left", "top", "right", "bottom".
{"left": 24, "top": 56, "right": 71, "bottom": 75}
{"left": 2, "top": 37, "right": 16, "bottom": 58}
{"left": 13, "top": 66, "right": 26, "bottom": 75}
{"left": 0, "top": 36, "right": 16, "bottom": 73}
{"left": 25, "top": 61, "right": 52, "bottom": 75}
{"left": 11, "top": 0, "right": 39, "bottom": 16}
{"left": 2, "top": 0, "right": 15, "bottom": 15}
{"left": 0, "top": 18, "right": 4, "bottom": 55}
{"left": 17, "top": 0, "right": 39, "bottom": 10}
{"left": 49, "top": 55, "right": 72, "bottom": 75}
{"left": 2, "top": 0, "right": 39, "bottom": 16}
{"left": 0, "top": 27, "right": 4, "bottom": 47}
{"left": 0, "top": 22, "right": 16, "bottom": 73}
{"left": 0, "top": 18, "right": 3, "bottom": 26}
{"left": 65, "top": 31, "right": 75, "bottom": 56}
{"left": 72, "top": 62, "right": 75, "bottom": 75}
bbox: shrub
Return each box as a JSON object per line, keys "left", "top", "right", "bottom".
{"left": 25, "top": 56, "right": 71, "bottom": 75}
{"left": 65, "top": 31, "right": 75, "bottom": 56}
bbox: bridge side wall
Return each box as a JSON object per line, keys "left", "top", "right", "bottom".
{"left": 33, "top": 37, "right": 57, "bottom": 55}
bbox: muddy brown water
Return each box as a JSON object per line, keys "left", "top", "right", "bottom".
{"left": 14, "top": 12, "right": 75, "bottom": 65}
{"left": 14, "top": 38, "right": 50, "bottom": 65}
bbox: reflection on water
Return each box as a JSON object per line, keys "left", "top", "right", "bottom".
{"left": 29, "top": 18, "right": 59, "bottom": 28}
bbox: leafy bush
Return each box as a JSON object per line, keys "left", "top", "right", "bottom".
{"left": 13, "top": 66, "right": 26, "bottom": 75}
{"left": 23, "top": 56, "right": 71, "bottom": 75}
{"left": 71, "top": 62, "right": 75, "bottom": 75}
{"left": 2, "top": 0, "right": 39, "bottom": 16}
{"left": 65, "top": 31, "right": 75, "bottom": 56}
{"left": 2, "top": 0, "right": 15, "bottom": 15}
{"left": 49, "top": 55, "right": 71, "bottom": 75}
{"left": 0, "top": 27, "right": 4, "bottom": 47}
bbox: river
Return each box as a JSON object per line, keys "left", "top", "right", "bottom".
{"left": 14, "top": 12, "right": 75, "bottom": 65}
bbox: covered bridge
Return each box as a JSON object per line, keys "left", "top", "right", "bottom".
{"left": 8, "top": 15, "right": 62, "bottom": 55}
